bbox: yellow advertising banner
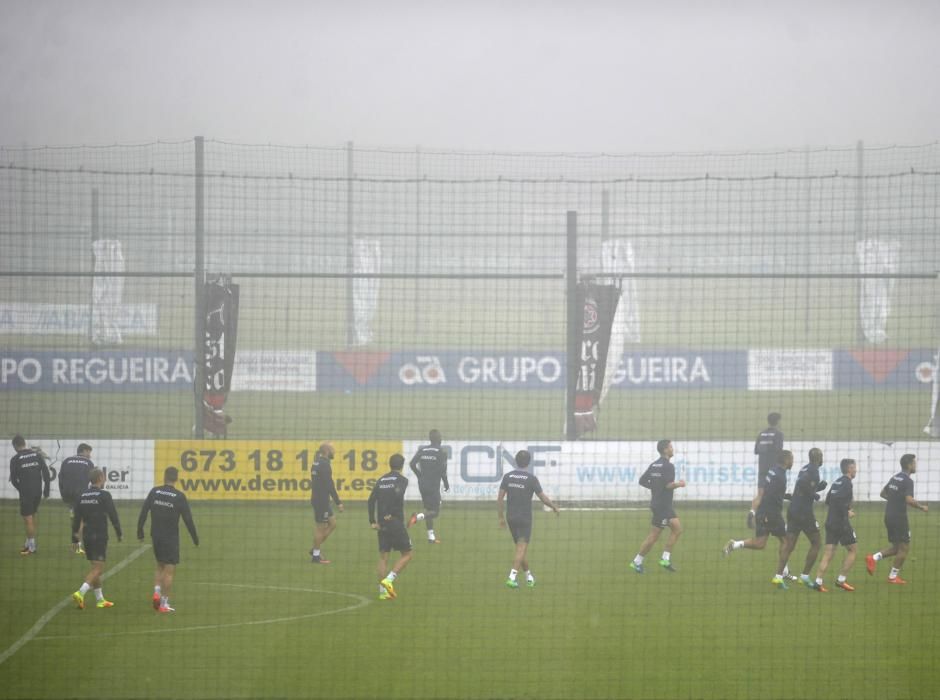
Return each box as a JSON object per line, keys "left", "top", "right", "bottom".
{"left": 154, "top": 440, "right": 404, "bottom": 501}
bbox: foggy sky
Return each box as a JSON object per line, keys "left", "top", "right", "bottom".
{"left": 1, "top": 0, "right": 938, "bottom": 152}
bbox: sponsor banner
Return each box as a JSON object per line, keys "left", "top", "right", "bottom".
{"left": 402, "top": 440, "right": 940, "bottom": 503}
{"left": 834, "top": 349, "right": 937, "bottom": 390}
{"left": 155, "top": 440, "right": 402, "bottom": 501}
{"left": 748, "top": 349, "right": 833, "bottom": 391}
{"left": 0, "top": 302, "right": 157, "bottom": 337}
{"left": 318, "top": 350, "right": 743, "bottom": 391}
{"left": 0, "top": 440, "right": 154, "bottom": 500}
{"left": 202, "top": 279, "right": 240, "bottom": 435}
{"left": 0, "top": 351, "right": 194, "bottom": 390}
{"left": 231, "top": 351, "right": 316, "bottom": 392}
{"left": 574, "top": 282, "right": 620, "bottom": 435}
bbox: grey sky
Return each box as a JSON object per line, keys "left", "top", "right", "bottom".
{"left": 1, "top": 0, "right": 938, "bottom": 152}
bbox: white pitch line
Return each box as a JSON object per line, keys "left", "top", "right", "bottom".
{"left": 0, "top": 544, "right": 151, "bottom": 666}
{"left": 33, "top": 582, "right": 371, "bottom": 641}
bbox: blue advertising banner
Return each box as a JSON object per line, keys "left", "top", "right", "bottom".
{"left": 833, "top": 349, "right": 936, "bottom": 390}
{"left": 0, "top": 351, "right": 194, "bottom": 390}
{"left": 316, "top": 349, "right": 748, "bottom": 391}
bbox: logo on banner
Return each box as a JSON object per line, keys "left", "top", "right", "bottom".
{"left": 399, "top": 356, "right": 446, "bottom": 385}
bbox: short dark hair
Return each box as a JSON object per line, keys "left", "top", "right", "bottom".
{"left": 78, "top": 443, "right": 92, "bottom": 454}
{"left": 515, "top": 450, "right": 531, "bottom": 468}
{"left": 164, "top": 466, "right": 179, "bottom": 483}
{"left": 429, "top": 429, "right": 442, "bottom": 445}
{"left": 767, "top": 412, "right": 781, "bottom": 426}
{"left": 656, "top": 440, "right": 671, "bottom": 455}
{"left": 12, "top": 435, "right": 25, "bottom": 449}
{"left": 781, "top": 449, "right": 793, "bottom": 464}
{"left": 900, "top": 454, "right": 916, "bottom": 471}
{"left": 389, "top": 453, "right": 405, "bottom": 471}
{"left": 840, "top": 458, "right": 856, "bottom": 474}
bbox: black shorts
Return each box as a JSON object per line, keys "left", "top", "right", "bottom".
{"left": 786, "top": 512, "right": 819, "bottom": 536}
{"left": 757, "top": 463, "right": 771, "bottom": 485}
{"left": 19, "top": 493, "right": 41, "bottom": 517}
{"left": 418, "top": 481, "right": 442, "bottom": 512}
{"left": 885, "top": 516, "right": 911, "bottom": 545}
{"left": 755, "top": 510, "right": 786, "bottom": 539}
{"left": 60, "top": 492, "right": 79, "bottom": 510}
{"left": 825, "top": 521, "right": 857, "bottom": 547}
{"left": 507, "top": 518, "right": 532, "bottom": 544}
{"left": 651, "top": 508, "right": 677, "bottom": 529}
{"left": 83, "top": 535, "right": 108, "bottom": 562}
{"left": 377, "top": 520, "right": 412, "bottom": 553}
{"left": 312, "top": 500, "right": 334, "bottom": 523}
{"left": 152, "top": 536, "right": 180, "bottom": 565}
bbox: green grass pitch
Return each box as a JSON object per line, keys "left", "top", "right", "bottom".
{"left": 1, "top": 501, "right": 937, "bottom": 699}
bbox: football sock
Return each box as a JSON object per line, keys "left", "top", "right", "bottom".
{"left": 815, "top": 577, "right": 823, "bottom": 586}
{"left": 416, "top": 513, "right": 426, "bottom": 521}
{"left": 800, "top": 574, "right": 810, "bottom": 582}
{"left": 28, "top": 538, "right": 36, "bottom": 551}
{"left": 873, "top": 552, "right": 883, "bottom": 562}
{"left": 154, "top": 585, "right": 161, "bottom": 595}
{"left": 387, "top": 572, "right": 398, "bottom": 582}
{"left": 94, "top": 588, "right": 104, "bottom": 602}
{"left": 509, "top": 569, "right": 518, "bottom": 581}
{"left": 428, "top": 529, "right": 436, "bottom": 540}
{"left": 633, "top": 555, "right": 644, "bottom": 566}
{"left": 837, "top": 575, "right": 846, "bottom": 583}
{"left": 525, "top": 570, "right": 534, "bottom": 582}
{"left": 889, "top": 567, "right": 899, "bottom": 579}
{"left": 160, "top": 596, "right": 169, "bottom": 607}
{"left": 661, "top": 551, "right": 671, "bottom": 562}
{"left": 312, "top": 549, "right": 321, "bottom": 557}
{"left": 733, "top": 541, "right": 745, "bottom": 550}
{"left": 79, "top": 582, "right": 92, "bottom": 595}
{"left": 783, "top": 565, "right": 790, "bottom": 576}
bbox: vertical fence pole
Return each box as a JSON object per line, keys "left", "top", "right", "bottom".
{"left": 193, "top": 136, "right": 206, "bottom": 437}
{"left": 414, "top": 145, "right": 421, "bottom": 339}
{"left": 346, "top": 141, "right": 355, "bottom": 347}
{"left": 856, "top": 140, "right": 865, "bottom": 343}
{"left": 566, "top": 211, "right": 579, "bottom": 440}
{"left": 87, "top": 188, "right": 99, "bottom": 345}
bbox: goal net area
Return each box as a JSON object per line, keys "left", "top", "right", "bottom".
{"left": 0, "top": 140, "right": 938, "bottom": 700}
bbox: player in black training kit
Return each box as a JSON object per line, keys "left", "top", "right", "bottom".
{"left": 368, "top": 454, "right": 413, "bottom": 600}
{"left": 408, "top": 429, "right": 449, "bottom": 544}
{"left": 310, "top": 442, "right": 344, "bottom": 564}
{"left": 631, "top": 440, "right": 686, "bottom": 574}
{"left": 137, "top": 467, "right": 199, "bottom": 613}
{"left": 866, "top": 453, "right": 928, "bottom": 584}
{"left": 497, "top": 449, "right": 559, "bottom": 589}
{"left": 9, "top": 435, "right": 51, "bottom": 555}
{"left": 59, "top": 443, "right": 95, "bottom": 554}
{"left": 70, "top": 469, "right": 122, "bottom": 609}
{"left": 723, "top": 450, "right": 794, "bottom": 571}
{"left": 749, "top": 412, "right": 783, "bottom": 529}
{"left": 774, "top": 447, "right": 828, "bottom": 590}
{"left": 812, "top": 458, "right": 859, "bottom": 592}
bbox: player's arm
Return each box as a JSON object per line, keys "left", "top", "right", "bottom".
{"left": 326, "top": 464, "right": 344, "bottom": 510}
{"left": 409, "top": 452, "right": 421, "bottom": 478}
{"left": 638, "top": 467, "right": 652, "bottom": 489}
{"left": 497, "top": 489, "right": 507, "bottom": 526}
{"left": 905, "top": 494, "right": 928, "bottom": 512}
{"left": 136, "top": 491, "right": 153, "bottom": 540}
{"left": 441, "top": 455, "right": 449, "bottom": 492}
{"left": 179, "top": 496, "right": 199, "bottom": 545}
{"left": 367, "top": 485, "right": 378, "bottom": 526}
{"left": 9, "top": 458, "right": 18, "bottom": 489}
{"left": 536, "top": 490, "right": 559, "bottom": 514}
{"left": 753, "top": 486, "right": 765, "bottom": 510}
{"left": 40, "top": 456, "right": 51, "bottom": 498}
{"left": 71, "top": 506, "right": 83, "bottom": 541}
{"left": 666, "top": 479, "right": 686, "bottom": 490}
{"left": 880, "top": 483, "right": 890, "bottom": 500}
{"left": 105, "top": 492, "right": 123, "bottom": 541}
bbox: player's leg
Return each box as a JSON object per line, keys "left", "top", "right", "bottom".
{"left": 423, "top": 487, "right": 441, "bottom": 543}
{"left": 631, "top": 525, "right": 662, "bottom": 573}
{"left": 775, "top": 531, "right": 798, "bottom": 580}
{"left": 889, "top": 541, "right": 910, "bottom": 581}
{"left": 90, "top": 559, "right": 112, "bottom": 607}
{"left": 659, "top": 518, "right": 682, "bottom": 571}
{"left": 391, "top": 548, "right": 413, "bottom": 576}
{"left": 814, "top": 543, "right": 836, "bottom": 590}
{"left": 160, "top": 563, "right": 177, "bottom": 610}
{"left": 743, "top": 534, "right": 770, "bottom": 550}
{"left": 799, "top": 530, "right": 822, "bottom": 587}
{"left": 377, "top": 549, "right": 391, "bottom": 597}
{"left": 152, "top": 562, "right": 164, "bottom": 609}
{"left": 836, "top": 543, "right": 857, "bottom": 590}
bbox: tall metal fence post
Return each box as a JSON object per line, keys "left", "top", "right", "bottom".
{"left": 346, "top": 141, "right": 355, "bottom": 347}
{"left": 193, "top": 136, "right": 206, "bottom": 437}
{"left": 566, "top": 211, "right": 579, "bottom": 440}
{"left": 87, "top": 187, "right": 99, "bottom": 344}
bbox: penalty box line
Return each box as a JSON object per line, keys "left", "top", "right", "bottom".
{"left": 0, "top": 544, "right": 151, "bottom": 667}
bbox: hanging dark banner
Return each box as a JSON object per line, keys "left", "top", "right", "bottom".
{"left": 202, "top": 277, "right": 239, "bottom": 436}
{"left": 575, "top": 282, "right": 620, "bottom": 437}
